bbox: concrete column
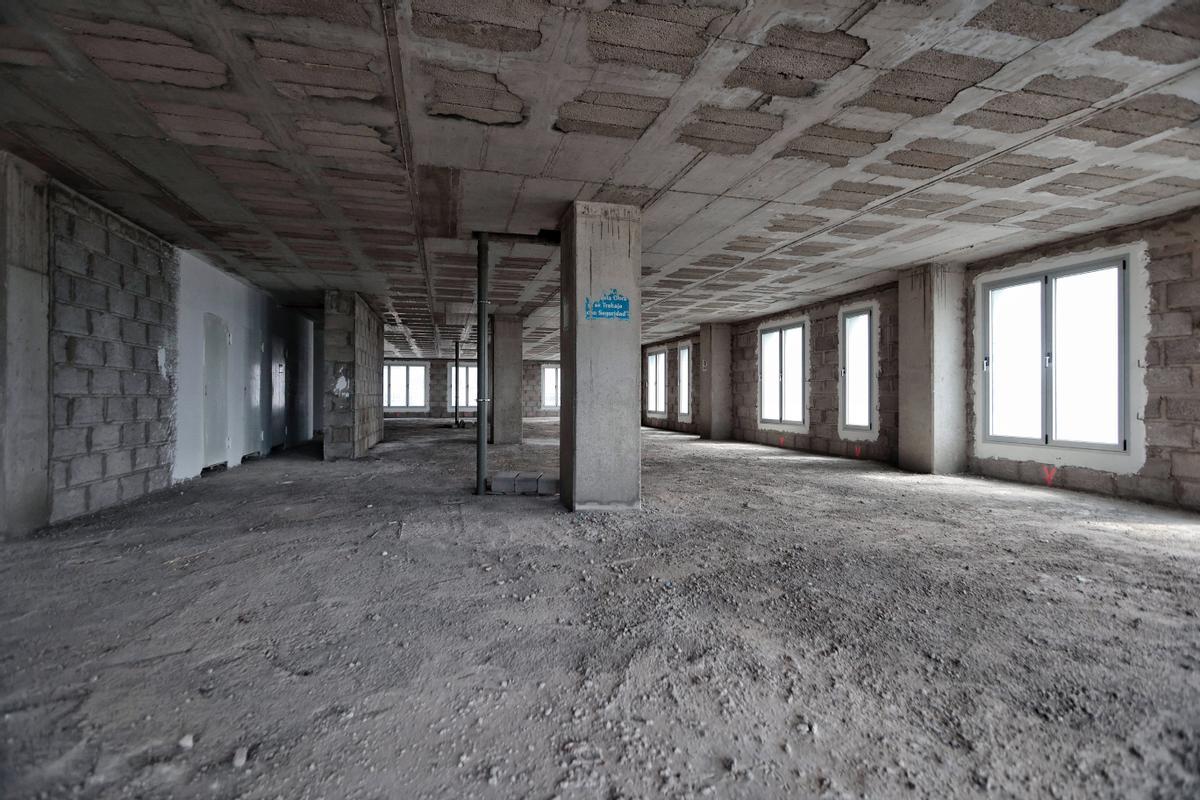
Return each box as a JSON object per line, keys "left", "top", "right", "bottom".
{"left": 490, "top": 314, "right": 523, "bottom": 444}
{"left": 697, "top": 322, "right": 732, "bottom": 440}
{"left": 559, "top": 201, "right": 641, "bottom": 511}
{"left": 0, "top": 153, "right": 51, "bottom": 537}
{"left": 898, "top": 264, "right": 967, "bottom": 474}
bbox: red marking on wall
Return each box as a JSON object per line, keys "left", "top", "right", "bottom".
{"left": 1042, "top": 465, "right": 1057, "bottom": 486}
{"left": 778, "top": 436, "right": 785, "bottom": 447}
{"left": 854, "top": 445, "right": 861, "bottom": 458}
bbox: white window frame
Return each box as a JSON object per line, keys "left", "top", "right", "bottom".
{"left": 757, "top": 315, "right": 809, "bottom": 434}
{"left": 646, "top": 348, "right": 667, "bottom": 418}
{"left": 678, "top": 344, "right": 692, "bottom": 422}
{"left": 384, "top": 362, "right": 429, "bottom": 411}
{"left": 446, "top": 362, "right": 479, "bottom": 411}
{"left": 973, "top": 242, "right": 1148, "bottom": 474}
{"left": 540, "top": 363, "right": 561, "bottom": 410}
{"left": 838, "top": 301, "right": 880, "bottom": 442}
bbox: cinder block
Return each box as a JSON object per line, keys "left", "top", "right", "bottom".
{"left": 68, "top": 337, "right": 104, "bottom": 366}
{"left": 108, "top": 235, "right": 135, "bottom": 266}
{"left": 73, "top": 218, "right": 106, "bottom": 253}
{"left": 88, "top": 478, "right": 119, "bottom": 510}
{"left": 537, "top": 474, "right": 560, "bottom": 495}
{"left": 109, "top": 290, "right": 134, "bottom": 318}
{"left": 490, "top": 471, "right": 518, "bottom": 493}
{"left": 133, "top": 346, "right": 156, "bottom": 372}
{"left": 90, "top": 368, "right": 120, "bottom": 394}
{"left": 105, "top": 450, "right": 132, "bottom": 477}
{"left": 70, "top": 397, "right": 104, "bottom": 424}
{"left": 123, "top": 265, "right": 147, "bottom": 295}
{"left": 136, "top": 397, "right": 157, "bottom": 420}
{"left": 106, "top": 397, "right": 135, "bottom": 422}
{"left": 69, "top": 453, "right": 103, "bottom": 485}
{"left": 90, "top": 255, "right": 121, "bottom": 286}
{"left": 73, "top": 277, "right": 107, "bottom": 309}
{"left": 106, "top": 341, "right": 133, "bottom": 369}
{"left": 51, "top": 487, "right": 87, "bottom": 521}
{"left": 121, "top": 371, "right": 148, "bottom": 395}
{"left": 516, "top": 472, "right": 541, "bottom": 494}
{"left": 52, "top": 428, "right": 88, "bottom": 457}
{"left": 133, "top": 446, "right": 157, "bottom": 471}
{"left": 54, "top": 303, "right": 88, "bottom": 335}
{"left": 91, "top": 423, "right": 120, "bottom": 450}
{"left": 54, "top": 240, "right": 87, "bottom": 275}
{"left": 89, "top": 310, "right": 120, "bottom": 340}
{"left": 54, "top": 366, "right": 89, "bottom": 395}
{"left": 121, "top": 319, "right": 147, "bottom": 345}
{"left": 147, "top": 420, "right": 171, "bottom": 444}
{"left": 118, "top": 472, "right": 146, "bottom": 500}
{"left": 137, "top": 297, "right": 160, "bottom": 323}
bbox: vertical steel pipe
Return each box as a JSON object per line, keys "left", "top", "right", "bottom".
{"left": 475, "top": 232, "right": 489, "bottom": 495}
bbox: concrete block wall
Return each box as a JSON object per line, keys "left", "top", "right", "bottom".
{"left": 324, "top": 291, "right": 383, "bottom": 459}
{"left": 522, "top": 361, "right": 560, "bottom": 418}
{"left": 966, "top": 208, "right": 1200, "bottom": 509}
{"left": 729, "top": 285, "right": 900, "bottom": 463}
{"left": 640, "top": 336, "right": 699, "bottom": 434}
{"left": 48, "top": 186, "right": 177, "bottom": 522}
{"left": 355, "top": 296, "right": 383, "bottom": 452}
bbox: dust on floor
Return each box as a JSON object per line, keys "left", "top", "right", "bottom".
{"left": 2, "top": 418, "right": 1198, "bottom": 799}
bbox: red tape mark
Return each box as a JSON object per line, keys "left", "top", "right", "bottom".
{"left": 854, "top": 445, "right": 862, "bottom": 458}
{"left": 778, "top": 436, "right": 786, "bottom": 447}
{"left": 1042, "top": 465, "right": 1057, "bottom": 486}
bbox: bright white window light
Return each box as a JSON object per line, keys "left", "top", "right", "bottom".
{"left": 760, "top": 329, "right": 781, "bottom": 421}
{"left": 385, "top": 365, "right": 404, "bottom": 407}
{"left": 760, "top": 324, "right": 805, "bottom": 424}
{"left": 782, "top": 325, "right": 804, "bottom": 423}
{"left": 407, "top": 365, "right": 426, "bottom": 408}
{"left": 843, "top": 311, "right": 871, "bottom": 428}
{"left": 678, "top": 346, "right": 690, "bottom": 417}
{"left": 541, "top": 365, "right": 560, "bottom": 409}
{"left": 988, "top": 280, "right": 1043, "bottom": 440}
{"left": 384, "top": 364, "right": 426, "bottom": 408}
{"left": 647, "top": 352, "right": 666, "bottom": 413}
{"left": 448, "top": 364, "right": 478, "bottom": 409}
{"left": 1053, "top": 266, "right": 1120, "bottom": 445}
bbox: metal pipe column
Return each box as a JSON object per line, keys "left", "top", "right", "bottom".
{"left": 453, "top": 340, "right": 460, "bottom": 428}
{"left": 475, "top": 232, "right": 489, "bottom": 495}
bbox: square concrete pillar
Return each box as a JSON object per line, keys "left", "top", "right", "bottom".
{"left": 559, "top": 202, "right": 641, "bottom": 511}
{"left": 898, "top": 264, "right": 967, "bottom": 474}
{"left": 323, "top": 290, "right": 383, "bottom": 460}
{"left": 697, "top": 322, "right": 732, "bottom": 440}
{"left": 0, "top": 152, "right": 51, "bottom": 536}
{"left": 490, "top": 314, "right": 523, "bottom": 444}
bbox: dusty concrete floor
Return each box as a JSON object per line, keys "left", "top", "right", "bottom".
{"left": 3, "top": 418, "right": 1199, "bottom": 800}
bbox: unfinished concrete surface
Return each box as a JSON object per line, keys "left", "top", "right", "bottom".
{"left": 3, "top": 1, "right": 1200, "bottom": 359}
{"left": 3, "top": 421, "right": 1199, "bottom": 799}
{"left": 3, "top": 1, "right": 1200, "bottom": 796}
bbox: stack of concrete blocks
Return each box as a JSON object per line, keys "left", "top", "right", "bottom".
{"left": 489, "top": 471, "right": 559, "bottom": 495}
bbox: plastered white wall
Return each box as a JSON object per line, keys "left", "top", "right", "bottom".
{"left": 174, "top": 251, "right": 313, "bottom": 481}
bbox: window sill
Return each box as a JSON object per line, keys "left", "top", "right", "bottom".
{"left": 975, "top": 438, "right": 1144, "bottom": 475}
{"left": 838, "top": 424, "right": 879, "bottom": 443}
{"left": 645, "top": 411, "right": 667, "bottom": 419}
{"left": 760, "top": 420, "right": 808, "bottom": 435}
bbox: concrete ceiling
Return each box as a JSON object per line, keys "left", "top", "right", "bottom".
{"left": 4, "top": 1, "right": 1200, "bottom": 360}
